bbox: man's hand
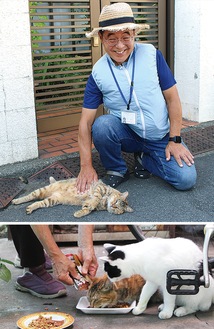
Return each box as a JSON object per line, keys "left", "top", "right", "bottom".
{"left": 51, "top": 252, "right": 80, "bottom": 285}
{"left": 165, "top": 142, "right": 194, "bottom": 167}
{"left": 77, "top": 246, "right": 98, "bottom": 278}
{"left": 76, "top": 167, "right": 98, "bottom": 193}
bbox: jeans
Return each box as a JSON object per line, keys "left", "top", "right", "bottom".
{"left": 92, "top": 115, "right": 197, "bottom": 191}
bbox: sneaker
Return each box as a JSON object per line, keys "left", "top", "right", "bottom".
{"left": 134, "top": 153, "right": 151, "bottom": 179}
{"left": 14, "top": 253, "right": 53, "bottom": 272}
{"left": 15, "top": 266, "right": 66, "bottom": 298}
{"left": 102, "top": 170, "right": 130, "bottom": 188}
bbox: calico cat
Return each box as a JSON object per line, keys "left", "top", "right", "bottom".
{"left": 101, "top": 238, "right": 214, "bottom": 319}
{"left": 88, "top": 274, "right": 145, "bottom": 308}
{"left": 12, "top": 177, "right": 133, "bottom": 218}
{"left": 87, "top": 273, "right": 162, "bottom": 308}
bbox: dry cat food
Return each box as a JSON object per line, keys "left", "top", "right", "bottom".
{"left": 111, "top": 302, "right": 130, "bottom": 308}
{"left": 28, "top": 315, "right": 64, "bottom": 328}
{"left": 89, "top": 302, "right": 130, "bottom": 309}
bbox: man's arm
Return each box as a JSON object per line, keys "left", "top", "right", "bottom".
{"left": 78, "top": 224, "right": 98, "bottom": 277}
{"left": 31, "top": 225, "right": 98, "bottom": 284}
{"left": 76, "top": 107, "right": 98, "bottom": 192}
{"left": 31, "top": 225, "right": 79, "bottom": 285}
{"left": 164, "top": 85, "right": 183, "bottom": 137}
{"left": 163, "top": 85, "right": 194, "bottom": 167}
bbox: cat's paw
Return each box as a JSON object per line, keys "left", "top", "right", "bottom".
{"left": 74, "top": 209, "right": 91, "bottom": 218}
{"left": 12, "top": 199, "right": 19, "bottom": 205}
{"left": 158, "top": 310, "right": 173, "bottom": 320}
{"left": 132, "top": 305, "right": 146, "bottom": 315}
{"left": 158, "top": 303, "right": 164, "bottom": 311}
{"left": 174, "top": 307, "right": 189, "bottom": 317}
{"left": 26, "top": 206, "right": 33, "bottom": 214}
{"left": 73, "top": 210, "right": 83, "bottom": 218}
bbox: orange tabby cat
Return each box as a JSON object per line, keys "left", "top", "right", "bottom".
{"left": 87, "top": 273, "right": 162, "bottom": 308}
{"left": 12, "top": 177, "right": 133, "bottom": 218}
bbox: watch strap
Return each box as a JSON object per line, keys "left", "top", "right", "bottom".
{"left": 169, "top": 136, "right": 182, "bottom": 143}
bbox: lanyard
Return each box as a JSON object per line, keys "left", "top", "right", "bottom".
{"left": 107, "top": 50, "right": 135, "bottom": 110}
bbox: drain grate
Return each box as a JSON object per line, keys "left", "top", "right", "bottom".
{"left": 58, "top": 156, "right": 80, "bottom": 178}
{"left": 59, "top": 152, "right": 135, "bottom": 178}
{"left": 0, "top": 178, "right": 25, "bottom": 209}
{"left": 28, "top": 162, "right": 74, "bottom": 183}
{"left": 181, "top": 126, "right": 214, "bottom": 155}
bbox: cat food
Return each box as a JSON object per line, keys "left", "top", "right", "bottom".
{"left": 78, "top": 281, "right": 90, "bottom": 290}
{"left": 89, "top": 302, "right": 130, "bottom": 309}
{"left": 28, "top": 315, "right": 64, "bottom": 328}
{"left": 110, "top": 302, "right": 130, "bottom": 308}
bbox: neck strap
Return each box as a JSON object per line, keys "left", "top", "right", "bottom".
{"left": 107, "top": 50, "right": 135, "bottom": 110}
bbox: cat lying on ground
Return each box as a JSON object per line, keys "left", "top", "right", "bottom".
{"left": 12, "top": 177, "right": 133, "bottom": 217}
{"left": 87, "top": 273, "right": 162, "bottom": 308}
{"left": 101, "top": 237, "right": 214, "bottom": 319}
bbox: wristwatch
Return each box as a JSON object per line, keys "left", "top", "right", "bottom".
{"left": 169, "top": 136, "right": 182, "bottom": 143}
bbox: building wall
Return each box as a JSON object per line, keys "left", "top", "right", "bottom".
{"left": 175, "top": 0, "right": 214, "bottom": 122}
{"left": 0, "top": 0, "right": 38, "bottom": 166}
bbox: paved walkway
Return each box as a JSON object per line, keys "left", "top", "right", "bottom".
{"left": 0, "top": 150, "right": 214, "bottom": 222}
{"left": 0, "top": 120, "right": 214, "bottom": 222}
{"left": 1, "top": 234, "right": 214, "bottom": 329}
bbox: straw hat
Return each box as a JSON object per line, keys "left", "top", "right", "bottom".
{"left": 86, "top": 2, "right": 150, "bottom": 38}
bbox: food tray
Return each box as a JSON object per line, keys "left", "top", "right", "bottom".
{"left": 76, "top": 296, "right": 136, "bottom": 314}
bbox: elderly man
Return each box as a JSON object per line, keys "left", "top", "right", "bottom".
{"left": 77, "top": 2, "right": 196, "bottom": 192}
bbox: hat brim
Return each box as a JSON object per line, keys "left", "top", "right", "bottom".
{"left": 86, "top": 23, "right": 150, "bottom": 38}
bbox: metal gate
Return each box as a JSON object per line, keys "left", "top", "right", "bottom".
{"left": 29, "top": 0, "right": 168, "bottom": 133}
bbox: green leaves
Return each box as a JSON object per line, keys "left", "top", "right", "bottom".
{"left": 0, "top": 258, "right": 15, "bottom": 283}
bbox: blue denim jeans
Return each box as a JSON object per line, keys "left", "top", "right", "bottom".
{"left": 92, "top": 115, "right": 197, "bottom": 191}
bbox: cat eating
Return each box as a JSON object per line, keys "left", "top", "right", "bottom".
{"left": 101, "top": 238, "right": 214, "bottom": 319}
{"left": 12, "top": 177, "right": 133, "bottom": 217}
{"left": 87, "top": 274, "right": 145, "bottom": 308}
{"left": 87, "top": 273, "right": 162, "bottom": 308}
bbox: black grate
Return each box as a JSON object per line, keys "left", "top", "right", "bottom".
{"left": 59, "top": 152, "right": 135, "bottom": 179}
{"left": 0, "top": 178, "right": 25, "bottom": 209}
{"left": 28, "top": 162, "right": 74, "bottom": 183}
{"left": 181, "top": 125, "right": 214, "bottom": 155}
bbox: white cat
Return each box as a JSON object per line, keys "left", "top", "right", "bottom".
{"left": 101, "top": 237, "right": 214, "bottom": 319}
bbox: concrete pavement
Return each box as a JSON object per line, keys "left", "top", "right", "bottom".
{"left": 1, "top": 234, "right": 214, "bottom": 329}
{"left": 0, "top": 151, "right": 214, "bottom": 222}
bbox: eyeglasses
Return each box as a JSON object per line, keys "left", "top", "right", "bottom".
{"left": 103, "top": 35, "right": 134, "bottom": 47}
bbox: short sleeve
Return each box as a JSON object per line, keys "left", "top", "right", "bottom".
{"left": 156, "top": 50, "right": 176, "bottom": 91}
{"left": 83, "top": 74, "right": 103, "bottom": 109}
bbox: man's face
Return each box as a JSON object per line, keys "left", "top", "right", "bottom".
{"left": 99, "top": 30, "right": 135, "bottom": 65}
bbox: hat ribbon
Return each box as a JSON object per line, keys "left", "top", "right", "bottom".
{"left": 99, "top": 16, "right": 135, "bottom": 28}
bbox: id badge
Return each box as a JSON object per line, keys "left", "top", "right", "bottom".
{"left": 121, "top": 110, "right": 136, "bottom": 124}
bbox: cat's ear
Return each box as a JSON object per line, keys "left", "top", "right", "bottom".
{"left": 103, "top": 243, "right": 116, "bottom": 254}
{"left": 49, "top": 176, "right": 56, "bottom": 184}
{"left": 102, "top": 276, "right": 113, "bottom": 290}
{"left": 99, "top": 256, "right": 109, "bottom": 262}
{"left": 121, "top": 191, "right": 129, "bottom": 199}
